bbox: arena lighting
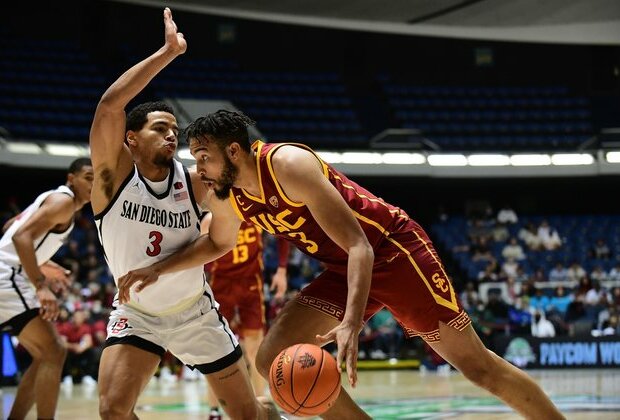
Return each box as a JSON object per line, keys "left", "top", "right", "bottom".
{"left": 427, "top": 154, "right": 468, "bottom": 166}
{"left": 6, "top": 142, "right": 42, "bottom": 154}
{"left": 341, "top": 152, "right": 383, "bottom": 164}
{"left": 550, "top": 153, "right": 594, "bottom": 165}
{"left": 467, "top": 154, "right": 510, "bottom": 166}
{"left": 605, "top": 151, "right": 620, "bottom": 163}
{"left": 510, "top": 154, "right": 552, "bottom": 166}
{"left": 381, "top": 152, "right": 425, "bottom": 165}
{"left": 176, "top": 147, "right": 193, "bottom": 160}
{"left": 45, "top": 144, "right": 87, "bottom": 156}
{"left": 315, "top": 151, "right": 343, "bottom": 164}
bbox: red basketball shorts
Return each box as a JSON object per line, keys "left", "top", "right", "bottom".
{"left": 210, "top": 272, "right": 266, "bottom": 336}
{"left": 298, "top": 227, "right": 471, "bottom": 342}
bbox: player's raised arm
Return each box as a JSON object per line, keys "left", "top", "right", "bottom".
{"left": 270, "top": 146, "right": 374, "bottom": 387}
{"left": 89, "top": 8, "right": 186, "bottom": 214}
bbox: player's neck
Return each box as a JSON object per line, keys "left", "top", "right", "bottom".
{"left": 234, "top": 151, "right": 260, "bottom": 196}
{"left": 137, "top": 161, "right": 171, "bottom": 183}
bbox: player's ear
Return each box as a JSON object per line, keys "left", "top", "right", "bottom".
{"left": 227, "top": 142, "right": 240, "bottom": 161}
{"left": 126, "top": 131, "right": 138, "bottom": 146}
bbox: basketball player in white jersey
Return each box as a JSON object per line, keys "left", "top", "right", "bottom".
{"left": 90, "top": 8, "right": 278, "bottom": 419}
{"left": 0, "top": 158, "right": 93, "bottom": 420}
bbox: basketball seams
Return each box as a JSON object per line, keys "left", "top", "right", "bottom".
{"left": 269, "top": 348, "right": 299, "bottom": 414}
{"left": 298, "top": 344, "right": 325, "bottom": 409}
{"left": 290, "top": 343, "right": 305, "bottom": 415}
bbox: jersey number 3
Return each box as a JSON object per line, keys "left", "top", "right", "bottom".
{"left": 146, "top": 231, "right": 163, "bottom": 256}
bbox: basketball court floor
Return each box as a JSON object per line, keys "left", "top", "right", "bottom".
{"left": 2, "top": 368, "right": 619, "bottom": 419}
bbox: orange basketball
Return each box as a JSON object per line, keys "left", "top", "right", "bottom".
{"left": 269, "top": 343, "right": 342, "bottom": 417}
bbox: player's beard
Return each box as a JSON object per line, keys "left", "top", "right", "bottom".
{"left": 213, "top": 153, "right": 238, "bottom": 200}
{"left": 153, "top": 152, "right": 173, "bottom": 167}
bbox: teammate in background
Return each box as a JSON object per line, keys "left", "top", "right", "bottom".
{"left": 202, "top": 214, "right": 290, "bottom": 420}
{"left": 0, "top": 158, "right": 93, "bottom": 420}
{"left": 89, "top": 9, "right": 278, "bottom": 419}
{"left": 118, "top": 109, "right": 564, "bottom": 420}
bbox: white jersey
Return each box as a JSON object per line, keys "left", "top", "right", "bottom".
{"left": 95, "top": 159, "right": 205, "bottom": 316}
{"left": 0, "top": 185, "right": 74, "bottom": 273}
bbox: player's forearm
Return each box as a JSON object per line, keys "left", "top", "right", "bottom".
{"left": 98, "top": 47, "right": 179, "bottom": 110}
{"left": 12, "top": 233, "right": 45, "bottom": 288}
{"left": 343, "top": 242, "right": 374, "bottom": 327}
{"left": 151, "top": 234, "right": 235, "bottom": 275}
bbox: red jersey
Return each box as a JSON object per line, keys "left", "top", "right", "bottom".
{"left": 229, "top": 141, "right": 416, "bottom": 272}
{"left": 208, "top": 221, "right": 263, "bottom": 278}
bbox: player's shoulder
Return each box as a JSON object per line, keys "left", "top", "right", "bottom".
{"left": 270, "top": 144, "right": 317, "bottom": 172}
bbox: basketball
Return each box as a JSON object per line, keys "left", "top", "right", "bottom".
{"left": 268, "top": 343, "right": 342, "bottom": 417}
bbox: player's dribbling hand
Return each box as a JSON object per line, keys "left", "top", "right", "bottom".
{"left": 163, "top": 7, "right": 186, "bottom": 56}
{"left": 315, "top": 320, "right": 360, "bottom": 387}
{"left": 117, "top": 266, "right": 161, "bottom": 304}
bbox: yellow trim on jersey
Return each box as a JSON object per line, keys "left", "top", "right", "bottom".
{"left": 256, "top": 273, "right": 266, "bottom": 325}
{"left": 228, "top": 192, "right": 245, "bottom": 221}
{"left": 330, "top": 169, "right": 410, "bottom": 220}
{"left": 241, "top": 141, "right": 266, "bottom": 204}
{"left": 264, "top": 142, "right": 330, "bottom": 207}
{"left": 350, "top": 209, "right": 460, "bottom": 314}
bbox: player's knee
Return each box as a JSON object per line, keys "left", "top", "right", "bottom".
{"left": 99, "top": 392, "right": 133, "bottom": 419}
{"left": 34, "top": 337, "right": 66, "bottom": 364}
{"left": 254, "top": 343, "right": 272, "bottom": 378}
{"left": 460, "top": 352, "right": 499, "bottom": 393}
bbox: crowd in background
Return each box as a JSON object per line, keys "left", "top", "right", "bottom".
{"left": 2, "top": 196, "right": 620, "bottom": 383}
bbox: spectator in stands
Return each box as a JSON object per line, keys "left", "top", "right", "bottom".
{"left": 470, "top": 236, "right": 494, "bottom": 262}
{"left": 590, "top": 265, "right": 608, "bottom": 283}
{"left": 367, "top": 308, "right": 403, "bottom": 359}
{"left": 58, "top": 309, "right": 96, "bottom": 386}
{"left": 537, "top": 219, "right": 562, "bottom": 251}
{"left": 531, "top": 310, "right": 556, "bottom": 338}
{"left": 496, "top": 204, "right": 518, "bottom": 225}
{"left": 590, "top": 238, "right": 611, "bottom": 260}
{"left": 514, "top": 265, "right": 530, "bottom": 283}
{"left": 567, "top": 261, "right": 587, "bottom": 283}
{"left": 460, "top": 281, "right": 479, "bottom": 311}
{"left": 548, "top": 286, "right": 573, "bottom": 316}
{"left": 548, "top": 262, "right": 569, "bottom": 282}
{"left": 518, "top": 222, "right": 543, "bottom": 251}
{"left": 478, "top": 260, "right": 500, "bottom": 283}
{"left": 529, "top": 288, "right": 550, "bottom": 313}
{"left": 502, "top": 237, "right": 526, "bottom": 261}
{"left": 565, "top": 293, "right": 587, "bottom": 323}
{"left": 501, "top": 257, "right": 520, "bottom": 279}
{"left": 530, "top": 267, "right": 547, "bottom": 283}
{"left": 467, "top": 218, "right": 492, "bottom": 243}
{"left": 491, "top": 221, "right": 510, "bottom": 243}
{"left": 608, "top": 263, "right": 620, "bottom": 282}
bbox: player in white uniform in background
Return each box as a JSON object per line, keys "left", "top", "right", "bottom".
{"left": 90, "top": 8, "right": 279, "bottom": 419}
{"left": 0, "top": 158, "right": 93, "bottom": 420}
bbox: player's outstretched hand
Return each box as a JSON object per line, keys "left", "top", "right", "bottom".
{"left": 163, "top": 7, "right": 187, "bottom": 56}
{"left": 315, "top": 320, "right": 360, "bottom": 387}
{"left": 117, "top": 266, "right": 161, "bottom": 304}
{"left": 270, "top": 267, "right": 288, "bottom": 300}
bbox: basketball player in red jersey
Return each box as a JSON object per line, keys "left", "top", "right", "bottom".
{"left": 203, "top": 215, "right": 289, "bottom": 419}
{"left": 118, "top": 110, "right": 564, "bottom": 419}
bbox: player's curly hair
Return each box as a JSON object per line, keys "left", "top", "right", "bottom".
{"left": 184, "top": 110, "right": 255, "bottom": 152}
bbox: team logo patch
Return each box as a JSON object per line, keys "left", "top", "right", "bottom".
{"left": 110, "top": 317, "right": 132, "bottom": 334}
{"left": 174, "top": 181, "right": 184, "bottom": 190}
{"left": 298, "top": 352, "right": 316, "bottom": 369}
{"left": 269, "top": 196, "right": 279, "bottom": 208}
